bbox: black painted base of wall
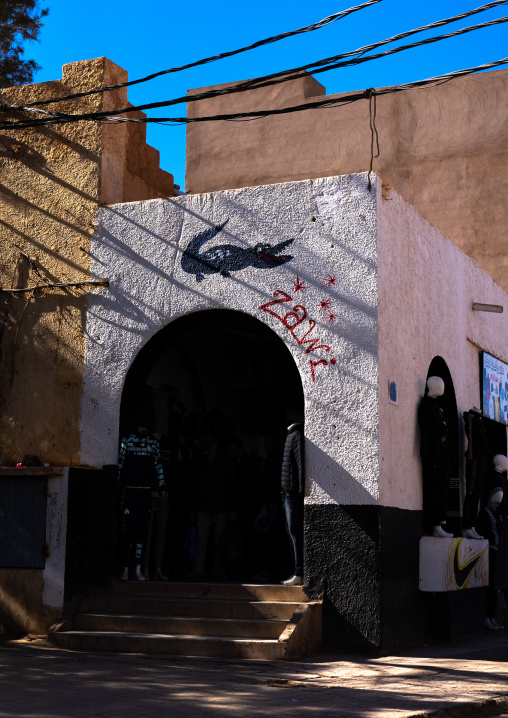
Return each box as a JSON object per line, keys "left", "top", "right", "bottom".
{"left": 425, "top": 588, "right": 487, "bottom": 642}
{"left": 65, "top": 466, "right": 119, "bottom": 601}
{"left": 304, "top": 504, "right": 427, "bottom": 654}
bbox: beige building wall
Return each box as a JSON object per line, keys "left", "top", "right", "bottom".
{"left": 377, "top": 181, "right": 508, "bottom": 511}
{"left": 0, "top": 57, "right": 174, "bottom": 467}
{"left": 185, "top": 69, "right": 508, "bottom": 292}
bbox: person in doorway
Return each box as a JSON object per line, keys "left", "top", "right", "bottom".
{"left": 142, "top": 433, "right": 170, "bottom": 581}
{"left": 251, "top": 434, "right": 287, "bottom": 583}
{"left": 281, "top": 422, "right": 305, "bottom": 586}
{"left": 118, "top": 426, "right": 166, "bottom": 581}
{"left": 189, "top": 433, "right": 237, "bottom": 581}
{"left": 228, "top": 437, "right": 261, "bottom": 577}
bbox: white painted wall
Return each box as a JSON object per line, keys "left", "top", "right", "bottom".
{"left": 42, "top": 470, "right": 68, "bottom": 610}
{"left": 81, "top": 174, "right": 380, "bottom": 506}
{"left": 377, "top": 184, "right": 508, "bottom": 510}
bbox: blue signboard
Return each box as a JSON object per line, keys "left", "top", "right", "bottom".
{"left": 481, "top": 351, "right": 508, "bottom": 426}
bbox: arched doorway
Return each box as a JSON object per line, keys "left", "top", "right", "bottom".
{"left": 425, "top": 356, "right": 460, "bottom": 530}
{"left": 119, "top": 309, "right": 304, "bottom": 581}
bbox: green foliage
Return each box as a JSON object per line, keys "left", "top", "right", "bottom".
{"left": 0, "top": 0, "right": 48, "bottom": 88}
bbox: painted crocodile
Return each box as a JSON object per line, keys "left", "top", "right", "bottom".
{"left": 181, "top": 219, "right": 294, "bottom": 282}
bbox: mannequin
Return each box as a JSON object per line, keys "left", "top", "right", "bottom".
{"left": 486, "top": 455, "right": 508, "bottom": 517}
{"left": 476, "top": 486, "right": 505, "bottom": 630}
{"left": 118, "top": 427, "right": 167, "bottom": 581}
{"left": 418, "top": 377, "right": 453, "bottom": 538}
{"left": 281, "top": 422, "right": 305, "bottom": 586}
{"left": 462, "top": 407, "right": 488, "bottom": 540}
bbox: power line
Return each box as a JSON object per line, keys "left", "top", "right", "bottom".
{"left": 2, "top": 57, "right": 507, "bottom": 129}
{"left": 99, "top": 57, "right": 508, "bottom": 123}
{"left": 1, "top": 6, "right": 507, "bottom": 130}
{"left": 21, "top": 0, "right": 383, "bottom": 108}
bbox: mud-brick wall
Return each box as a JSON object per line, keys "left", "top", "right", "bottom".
{"left": 0, "top": 57, "right": 174, "bottom": 467}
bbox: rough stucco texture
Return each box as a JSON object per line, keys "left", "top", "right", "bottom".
{"left": 0, "top": 57, "right": 174, "bottom": 467}
{"left": 82, "top": 174, "right": 380, "bottom": 506}
{"left": 377, "top": 181, "right": 508, "bottom": 511}
{"left": 0, "top": 58, "right": 105, "bottom": 467}
{"left": 185, "top": 69, "right": 508, "bottom": 293}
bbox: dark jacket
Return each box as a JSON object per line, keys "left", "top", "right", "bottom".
{"left": 281, "top": 423, "right": 304, "bottom": 496}
{"left": 418, "top": 395, "right": 448, "bottom": 465}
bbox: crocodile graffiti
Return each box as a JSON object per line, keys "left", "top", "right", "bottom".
{"left": 181, "top": 219, "right": 294, "bottom": 282}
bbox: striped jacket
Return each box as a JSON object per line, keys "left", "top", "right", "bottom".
{"left": 118, "top": 432, "right": 166, "bottom": 495}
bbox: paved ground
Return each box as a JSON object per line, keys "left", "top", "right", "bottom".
{"left": 1, "top": 632, "right": 508, "bottom": 718}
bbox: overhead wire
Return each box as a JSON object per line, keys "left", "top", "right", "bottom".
{"left": 2, "top": 56, "right": 507, "bottom": 129}
{"left": 1, "top": 6, "right": 508, "bottom": 130}
{"left": 99, "top": 57, "right": 508, "bottom": 123}
{"left": 11, "top": 0, "right": 508, "bottom": 115}
{"left": 19, "top": 0, "right": 383, "bottom": 108}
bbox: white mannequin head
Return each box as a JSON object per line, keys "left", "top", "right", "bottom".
{"left": 489, "top": 490, "right": 504, "bottom": 508}
{"left": 427, "top": 376, "right": 445, "bottom": 398}
{"left": 493, "top": 454, "right": 508, "bottom": 473}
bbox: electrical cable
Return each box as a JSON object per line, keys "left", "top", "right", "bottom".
{"left": 2, "top": 56, "right": 506, "bottom": 129}
{"left": 1, "top": 8, "right": 507, "bottom": 130}
{"left": 103, "top": 56, "right": 508, "bottom": 123}
{"left": 21, "top": 0, "right": 383, "bottom": 108}
{"left": 2, "top": 1, "right": 507, "bottom": 130}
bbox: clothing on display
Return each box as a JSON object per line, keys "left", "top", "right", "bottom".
{"left": 418, "top": 393, "right": 450, "bottom": 530}
{"left": 463, "top": 408, "right": 489, "bottom": 531}
{"left": 281, "top": 422, "right": 305, "bottom": 583}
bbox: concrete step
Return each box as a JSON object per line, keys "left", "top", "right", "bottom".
{"left": 79, "top": 595, "right": 301, "bottom": 620}
{"left": 50, "top": 582, "right": 322, "bottom": 660}
{"left": 73, "top": 613, "right": 287, "bottom": 638}
{"left": 51, "top": 631, "right": 287, "bottom": 660}
{"left": 111, "top": 581, "right": 308, "bottom": 602}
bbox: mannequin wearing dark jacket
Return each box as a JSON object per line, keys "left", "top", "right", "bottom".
{"left": 418, "top": 388, "right": 450, "bottom": 534}
{"left": 463, "top": 408, "right": 488, "bottom": 535}
{"left": 281, "top": 422, "right": 305, "bottom": 585}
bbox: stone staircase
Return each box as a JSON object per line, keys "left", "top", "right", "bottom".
{"left": 49, "top": 581, "right": 322, "bottom": 660}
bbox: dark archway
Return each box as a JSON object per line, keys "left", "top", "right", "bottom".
{"left": 119, "top": 309, "right": 304, "bottom": 580}
{"left": 426, "top": 356, "right": 460, "bottom": 526}
{"left": 120, "top": 309, "right": 304, "bottom": 443}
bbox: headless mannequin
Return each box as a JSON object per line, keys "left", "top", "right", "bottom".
{"left": 418, "top": 377, "right": 453, "bottom": 538}
{"left": 281, "top": 422, "right": 305, "bottom": 586}
{"left": 477, "top": 487, "right": 505, "bottom": 630}
{"left": 462, "top": 407, "right": 488, "bottom": 540}
{"left": 118, "top": 426, "right": 167, "bottom": 581}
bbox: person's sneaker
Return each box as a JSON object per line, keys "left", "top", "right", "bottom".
{"left": 282, "top": 575, "right": 303, "bottom": 586}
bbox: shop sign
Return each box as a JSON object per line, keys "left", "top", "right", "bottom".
{"left": 419, "top": 537, "right": 488, "bottom": 592}
{"left": 481, "top": 351, "right": 508, "bottom": 425}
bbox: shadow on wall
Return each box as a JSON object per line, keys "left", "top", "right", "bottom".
{"left": 306, "top": 438, "right": 376, "bottom": 506}
{"left": 304, "top": 501, "right": 425, "bottom": 653}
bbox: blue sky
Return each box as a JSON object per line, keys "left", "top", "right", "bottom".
{"left": 28, "top": 0, "right": 508, "bottom": 189}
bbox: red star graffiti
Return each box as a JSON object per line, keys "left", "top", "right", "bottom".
{"left": 318, "top": 299, "right": 331, "bottom": 312}
{"left": 327, "top": 312, "right": 336, "bottom": 323}
{"left": 324, "top": 275, "right": 336, "bottom": 286}
{"left": 293, "top": 275, "right": 309, "bottom": 294}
